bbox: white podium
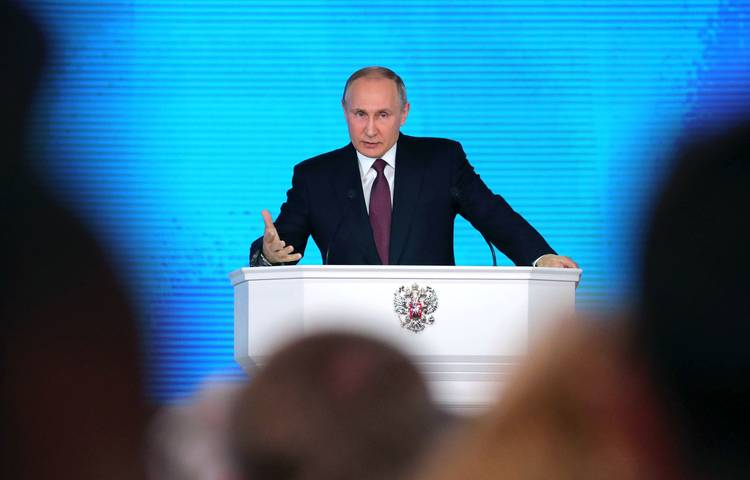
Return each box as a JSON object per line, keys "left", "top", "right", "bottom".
{"left": 230, "top": 265, "right": 580, "bottom": 413}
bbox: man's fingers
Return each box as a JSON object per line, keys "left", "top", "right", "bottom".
{"left": 262, "top": 213, "right": 279, "bottom": 245}
{"left": 537, "top": 254, "right": 579, "bottom": 269}
{"left": 266, "top": 250, "right": 303, "bottom": 263}
{"left": 268, "top": 240, "right": 287, "bottom": 253}
{"left": 535, "top": 255, "right": 580, "bottom": 286}
{"left": 261, "top": 209, "right": 275, "bottom": 230}
{"left": 264, "top": 243, "right": 302, "bottom": 264}
{"left": 273, "top": 245, "right": 295, "bottom": 255}
{"left": 559, "top": 256, "right": 579, "bottom": 268}
{"left": 263, "top": 227, "right": 277, "bottom": 243}
{"left": 277, "top": 253, "right": 303, "bottom": 262}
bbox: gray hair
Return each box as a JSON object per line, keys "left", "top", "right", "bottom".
{"left": 342, "top": 66, "right": 408, "bottom": 109}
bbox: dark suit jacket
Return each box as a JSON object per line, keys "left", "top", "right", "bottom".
{"left": 250, "top": 133, "right": 554, "bottom": 266}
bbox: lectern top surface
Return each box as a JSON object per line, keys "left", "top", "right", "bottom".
{"left": 229, "top": 265, "right": 581, "bottom": 286}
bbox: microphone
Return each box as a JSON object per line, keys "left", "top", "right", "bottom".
{"left": 324, "top": 189, "right": 356, "bottom": 265}
{"left": 450, "top": 186, "right": 497, "bottom": 267}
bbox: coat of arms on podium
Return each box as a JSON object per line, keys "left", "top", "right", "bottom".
{"left": 393, "top": 283, "right": 439, "bottom": 333}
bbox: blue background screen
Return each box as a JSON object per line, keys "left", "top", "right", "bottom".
{"left": 23, "top": 0, "right": 750, "bottom": 402}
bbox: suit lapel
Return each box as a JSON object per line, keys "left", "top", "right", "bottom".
{"left": 389, "top": 134, "right": 425, "bottom": 265}
{"left": 331, "top": 144, "right": 381, "bottom": 264}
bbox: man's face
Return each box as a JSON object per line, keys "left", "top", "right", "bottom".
{"left": 343, "top": 76, "right": 410, "bottom": 159}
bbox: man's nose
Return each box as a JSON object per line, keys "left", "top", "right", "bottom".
{"left": 365, "top": 117, "right": 377, "bottom": 137}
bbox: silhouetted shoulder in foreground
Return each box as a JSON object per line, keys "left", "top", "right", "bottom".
{"left": 636, "top": 120, "right": 750, "bottom": 478}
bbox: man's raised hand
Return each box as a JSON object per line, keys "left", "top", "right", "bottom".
{"left": 261, "top": 210, "right": 303, "bottom": 264}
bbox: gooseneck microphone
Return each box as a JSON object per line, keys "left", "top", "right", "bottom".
{"left": 450, "top": 186, "right": 497, "bottom": 267}
{"left": 324, "top": 189, "right": 356, "bottom": 265}
{"left": 481, "top": 231, "right": 498, "bottom": 267}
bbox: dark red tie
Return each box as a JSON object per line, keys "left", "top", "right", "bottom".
{"left": 369, "top": 159, "right": 391, "bottom": 265}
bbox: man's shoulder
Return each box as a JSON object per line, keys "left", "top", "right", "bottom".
{"left": 293, "top": 143, "right": 354, "bottom": 173}
{"left": 399, "top": 134, "right": 462, "bottom": 152}
{"left": 399, "top": 133, "right": 461, "bottom": 148}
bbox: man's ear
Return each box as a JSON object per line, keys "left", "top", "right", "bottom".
{"left": 400, "top": 102, "right": 410, "bottom": 126}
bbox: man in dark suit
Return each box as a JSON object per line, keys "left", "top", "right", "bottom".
{"left": 250, "top": 66, "right": 577, "bottom": 268}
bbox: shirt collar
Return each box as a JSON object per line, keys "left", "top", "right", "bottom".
{"left": 356, "top": 142, "right": 397, "bottom": 180}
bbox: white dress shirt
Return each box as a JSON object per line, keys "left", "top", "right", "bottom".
{"left": 356, "top": 143, "right": 397, "bottom": 213}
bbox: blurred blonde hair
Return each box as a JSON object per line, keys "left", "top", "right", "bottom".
{"left": 409, "top": 319, "right": 682, "bottom": 480}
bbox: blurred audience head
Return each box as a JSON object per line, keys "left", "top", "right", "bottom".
{"left": 230, "top": 332, "right": 443, "bottom": 480}
{"left": 636, "top": 119, "right": 750, "bottom": 476}
{"left": 409, "top": 319, "right": 681, "bottom": 480}
{"left": 147, "top": 382, "right": 243, "bottom": 480}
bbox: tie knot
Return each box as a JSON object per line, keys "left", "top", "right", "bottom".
{"left": 372, "top": 158, "right": 387, "bottom": 175}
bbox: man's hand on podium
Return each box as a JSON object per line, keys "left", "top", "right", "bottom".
{"left": 261, "top": 210, "right": 303, "bottom": 264}
{"left": 536, "top": 254, "right": 580, "bottom": 287}
{"left": 535, "top": 254, "right": 578, "bottom": 269}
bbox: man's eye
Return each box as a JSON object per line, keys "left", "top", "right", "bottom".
{"left": 379, "top": 112, "right": 390, "bottom": 118}
{"left": 356, "top": 111, "right": 366, "bottom": 117}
